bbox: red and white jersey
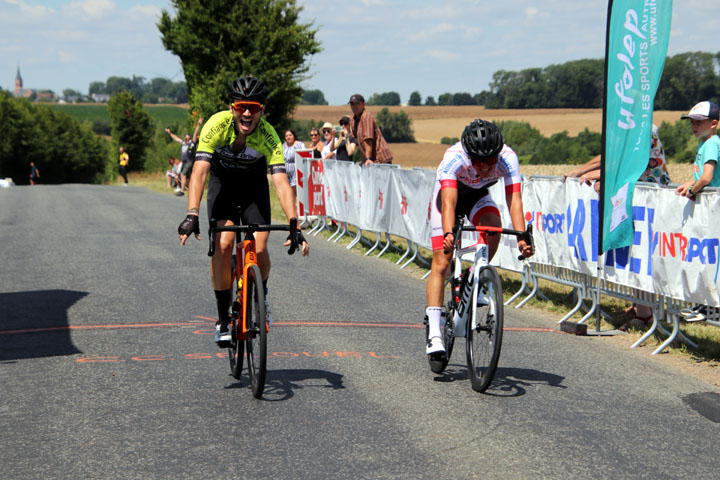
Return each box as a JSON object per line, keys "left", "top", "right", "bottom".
{"left": 435, "top": 142, "right": 522, "bottom": 196}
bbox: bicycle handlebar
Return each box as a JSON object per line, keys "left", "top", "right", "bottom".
{"left": 208, "top": 217, "right": 300, "bottom": 257}
{"left": 444, "top": 222, "right": 535, "bottom": 261}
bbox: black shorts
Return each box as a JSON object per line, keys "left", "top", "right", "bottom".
{"left": 206, "top": 173, "right": 271, "bottom": 225}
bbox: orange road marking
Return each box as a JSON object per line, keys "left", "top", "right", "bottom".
{"left": 0, "top": 322, "right": 207, "bottom": 335}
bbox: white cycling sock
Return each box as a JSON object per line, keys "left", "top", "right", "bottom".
{"left": 426, "top": 306, "right": 443, "bottom": 339}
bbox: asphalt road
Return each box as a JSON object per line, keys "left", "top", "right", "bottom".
{"left": 1, "top": 184, "right": 719, "bottom": 479}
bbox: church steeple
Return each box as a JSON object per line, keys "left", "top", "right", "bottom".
{"left": 14, "top": 65, "right": 23, "bottom": 95}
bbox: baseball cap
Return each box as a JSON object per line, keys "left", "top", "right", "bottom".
{"left": 321, "top": 122, "right": 333, "bottom": 131}
{"left": 348, "top": 94, "right": 365, "bottom": 104}
{"left": 681, "top": 101, "right": 720, "bottom": 121}
{"left": 339, "top": 115, "right": 350, "bottom": 125}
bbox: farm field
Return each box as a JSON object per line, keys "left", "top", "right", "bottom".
{"left": 293, "top": 105, "right": 686, "bottom": 141}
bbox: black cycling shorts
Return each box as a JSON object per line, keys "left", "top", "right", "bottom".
{"left": 206, "top": 173, "right": 271, "bottom": 226}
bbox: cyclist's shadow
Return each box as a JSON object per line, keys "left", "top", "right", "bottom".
{"left": 225, "top": 368, "right": 345, "bottom": 401}
{"left": 433, "top": 364, "right": 565, "bottom": 397}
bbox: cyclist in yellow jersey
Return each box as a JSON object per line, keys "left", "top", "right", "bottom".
{"left": 178, "top": 76, "right": 309, "bottom": 346}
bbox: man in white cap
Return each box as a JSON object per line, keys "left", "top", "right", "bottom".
{"left": 675, "top": 101, "right": 720, "bottom": 198}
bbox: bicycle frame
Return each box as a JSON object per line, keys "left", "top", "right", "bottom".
{"left": 448, "top": 220, "right": 533, "bottom": 337}
{"left": 208, "top": 218, "right": 300, "bottom": 339}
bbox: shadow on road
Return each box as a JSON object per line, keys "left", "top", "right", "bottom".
{"left": 225, "top": 368, "right": 345, "bottom": 401}
{"left": 433, "top": 364, "right": 565, "bottom": 397}
{"left": 0, "top": 289, "right": 87, "bottom": 362}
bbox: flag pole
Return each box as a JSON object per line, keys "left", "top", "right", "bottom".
{"left": 595, "top": 0, "right": 614, "bottom": 333}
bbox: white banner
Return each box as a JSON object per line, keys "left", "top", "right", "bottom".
{"left": 295, "top": 158, "right": 720, "bottom": 306}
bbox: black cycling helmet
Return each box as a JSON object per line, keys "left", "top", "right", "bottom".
{"left": 461, "top": 119, "right": 504, "bottom": 159}
{"left": 229, "top": 76, "right": 268, "bottom": 104}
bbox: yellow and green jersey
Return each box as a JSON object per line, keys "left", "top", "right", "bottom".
{"left": 195, "top": 110, "right": 285, "bottom": 178}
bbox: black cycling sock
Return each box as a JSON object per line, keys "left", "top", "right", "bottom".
{"left": 263, "top": 278, "right": 268, "bottom": 293}
{"left": 214, "top": 289, "right": 232, "bottom": 325}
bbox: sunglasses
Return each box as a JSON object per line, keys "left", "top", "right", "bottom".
{"left": 310, "top": 133, "right": 319, "bottom": 137}
{"left": 470, "top": 155, "right": 499, "bottom": 168}
{"left": 323, "top": 129, "right": 332, "bottom": 134}
{"left": 232, "top": 101, "right": 263, "bottom": 115}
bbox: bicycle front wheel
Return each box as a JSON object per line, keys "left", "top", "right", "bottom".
{"left": 245, "top": 264, "right": 267, "bottom": 398}
{"left": 466, "top": 266, "right": 503, "bottom": 393}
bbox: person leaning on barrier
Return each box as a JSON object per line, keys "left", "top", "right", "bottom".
{"left": 177, "top": 76, "right": 309, "bottom": 347}
{"left": 425, "top": 119, "right": 533, "bottom": 359}
{"left": 333, "top": 116, "right": 358, "bottom": 162}
{"left": 562, "top": 125, "right": 671, "bottom": 331}
{"left": 675, "top": 101, "right": 720, "bottom": 199}
{"left": 675, "top": 101, "right": 720, "bottom": 323}
{"left": 563, "top": 124, "right": 671, "bottom": 195}
{"left": 320, "top": 122, "right": 336, "bottom": 159}
{"left": 348, "top": 94, "right": 394, "bottom": 166}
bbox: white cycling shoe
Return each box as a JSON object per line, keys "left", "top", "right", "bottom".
{"left": 426, "top": 336, "right": 446, "bottom": 356}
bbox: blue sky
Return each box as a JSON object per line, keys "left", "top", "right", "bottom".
{"left": 1, "top": 0, "right": 716, "bottom": 105}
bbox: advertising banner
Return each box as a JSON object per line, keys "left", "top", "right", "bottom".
{"left": 601, "top": 0, "right": 673, "bottom": 252}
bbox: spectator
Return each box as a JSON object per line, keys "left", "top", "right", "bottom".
{"left": 308, "top": 127, "right": 323, "bottom": 158}
{"left": 166, "top": 156, "right": 182, "bottom": 190}
{"left": 348, "top": 94, "right": 394, "bottom": 166}
{"left": 320, "top": 122, "right": 336, "bottom": 159}
{"left": 675, "top": 101, "right": 720, "bottom": 199}
{"left": 282, "top": 129, "right": 306, "bottom": 195}
{"left": 29, "top": 162, "right": 40, "bottom": 185}
{"left": 333, "top": 115, "right": 359, "bottom": 162}
{"left": 118, "top": 146, "right": 129, "bottom": 185}
{"left": 563, "top": 125, "right": 670, "bottom": 331}
{"left": 563, "top": 124, "right": 670, "bottom": 194}
{"left": 165, "top": 117, "right": 203, "bottom": 196}
{"left": 675, "top": 101, "right": 720, "bottom": 323}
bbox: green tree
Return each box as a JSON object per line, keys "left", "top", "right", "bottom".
{"left": 367, "top": 92, "right": 401, "bottom": 106}
{"left": 408, "top": 91, "right": 422, "bottom": 106}
{"left": 452, "top": 92, "right": 475, "bottom": 105}
{"left": 158, "top": 0, "right": 321, "bottom": 128}
{"left": 375, "top": 108, "right": 414, "bottom": 142}
{"left": 437, "top": 93, "right": 453, "bottom": 106}
{"left": 0, "top": 91, "right": 107, "bottom": 184}
{"left": 108, "top": 91, "right": 154, "bottom": 174}
{"left": 424, "top": 96, "right": 436, "bottom": 106}
{"left": 301, "top": 89, "right": 328, "bottom": 105}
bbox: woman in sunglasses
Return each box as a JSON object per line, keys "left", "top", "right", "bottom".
{"left": 177, "top": 76, "right": 309, "bottom": 347}
{"left": 308, "top": 128, "right": 323, "bottom": 159}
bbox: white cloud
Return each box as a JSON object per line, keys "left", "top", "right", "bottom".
{"left": 526, "top": 7, "right": 539, "bottom": 18}
{"left": 63, "top": 0, "right": 117, "bottom": 21}
{"left": 0, "top": 0, "right": 54, "bottom": 20}
{"left": 425, "top": 49, "right": 461, "bottom": 61}
{"left": 58, "top": 50, "right": 77, "bottom": 64}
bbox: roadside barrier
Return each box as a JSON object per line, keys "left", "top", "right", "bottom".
{"left": 296, "top": 153, "right": 720, "bottom": 354}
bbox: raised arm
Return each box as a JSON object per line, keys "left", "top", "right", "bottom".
{"left": 192, "top": 118, "right": 204, "bottom": 143}
{"left": 164, "top": 127, "right": 183, "bottom": 144}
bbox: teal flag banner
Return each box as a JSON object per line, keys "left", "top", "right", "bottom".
{"left": 600, "top": 0, "right": 673, "bottom": 253}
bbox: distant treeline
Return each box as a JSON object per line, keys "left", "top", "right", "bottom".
{"left": 88, "top": 75, "right": 188, "bottom": 104}
{"left": 0, "top": 91, "right": 108, "bottom": 184}
{"left": 302, "top": 51, "right": 719, "bottom": 109}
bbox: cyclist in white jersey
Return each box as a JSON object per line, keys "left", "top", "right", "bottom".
{"left": 426, "top": 119, "right": 533, "bottom": 359}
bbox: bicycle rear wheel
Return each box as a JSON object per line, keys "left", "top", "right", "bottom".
{"left": 228, "top": 255, "right": 244, "bottom": 379}
{"left": 245, "top": 264, "right": 267, "bottom": 398}
{"left": 427, "top": 277, "right": 456, "bottom": 374}
{"left": 466, "top": 266, "right": 503, "bottom": 393}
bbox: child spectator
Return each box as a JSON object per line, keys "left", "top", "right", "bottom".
{"left": 675, "top": 101, "right": 720, "bottom": 199}
{"left": 166, "top": 156, "right": 182, "bottom": 190}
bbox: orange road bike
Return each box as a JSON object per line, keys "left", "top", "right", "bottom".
{"left": 427, "top": 218, "right": 534, "bottom": 392}
{"left": 208, "top": 218, "right": 301, "bottom": 398}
